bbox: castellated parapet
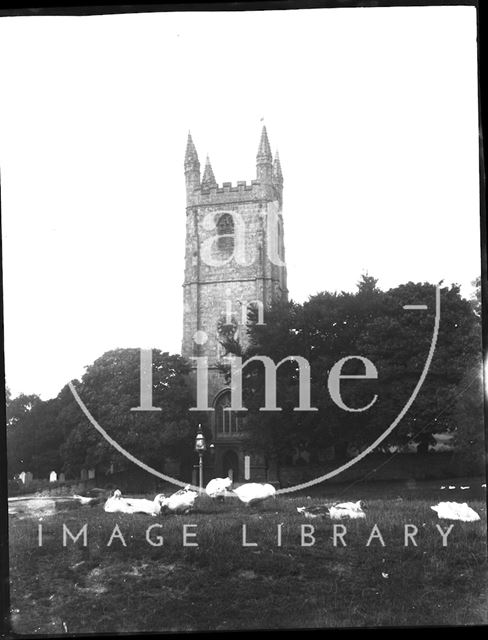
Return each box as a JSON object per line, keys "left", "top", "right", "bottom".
{"left": 188, "top": 178, "right": 280, "bottom": 206}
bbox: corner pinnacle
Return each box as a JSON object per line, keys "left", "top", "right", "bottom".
{"left": 185, "top": 132, "right": 200, "bottom": 169}
{"left": 201, "top": 155, "right": 217, "bottom": 189}
{"left": 256, "top": 126, "right": 272, "bottom": 164}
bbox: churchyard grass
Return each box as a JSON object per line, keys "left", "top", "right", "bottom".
{"left": 8, "top": 484, "right": 488, "bottom": 633}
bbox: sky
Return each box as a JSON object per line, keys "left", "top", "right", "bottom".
{"left": 0, "top": 6, "right": 481, "bottom": 400}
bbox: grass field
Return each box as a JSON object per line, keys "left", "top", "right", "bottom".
{"left": 8, "top": 481, "right": 488, "bottom": 633}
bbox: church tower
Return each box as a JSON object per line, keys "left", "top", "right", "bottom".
{"left": 182, "top": 127, "right": 287, "bottom": 482}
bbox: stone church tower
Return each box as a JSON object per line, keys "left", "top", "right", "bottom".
{"left": 182, "top": 127, "right": 287, "bottom": 482}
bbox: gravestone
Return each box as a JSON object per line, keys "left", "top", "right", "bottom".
{"left": 88, "top": 468, "right": 96, "bottom": 480}
{"left": 49, "top": 471, "right": 57, "bottom": 482}
{"left": 80, "top": 469, "right": 88, "bottom": 481}
{"left": 244, "top": 455, "right": 251, "bottom": 480}
{"left": 58, "top": 472, "right": 65, "bottom": 483}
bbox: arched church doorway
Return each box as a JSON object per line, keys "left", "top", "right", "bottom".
{"left": 222, "top": 450, "right": 239, "bottom": 483}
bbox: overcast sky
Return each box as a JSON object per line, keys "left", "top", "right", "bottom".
{"left": 0, "top": 6, "right": 480, "bottom": 400}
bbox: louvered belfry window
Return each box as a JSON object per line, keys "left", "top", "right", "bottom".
{"left": 216, "top": 214, "right": 234, "bottom": 255}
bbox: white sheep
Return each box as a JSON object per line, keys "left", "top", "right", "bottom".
{"left": 296, "top": 505, "right": 328, "bottom": 519}
{"left": 160, "top": 485, "right": 198, "bottom": 514}
{"left": 232, "top": 482, "right": 276, "bottom": 507}
{"left": 296, "top": 501, "right": 366, "bottom": 520}
{"left": 104, "top": 489, "right": 125, "bottom": 513}
{"left": 103, "top": 489, "right": 164, "bottom": 516}
{"left": 430, "top": 501, "right": 480, "bottom": 522}
{"left": 205, "top": 477, "right": 233, "bottom": 501}
{"left": 73, "top": 494, "right": 98, "bottom": 506}
{"left": 123, "top": 494, "right": 166, "bottom": 516}
{"left": 329, "top": 501, "right": 366, "bottom": 520}
{"left": 73, "top": 488, "right": 108, "bottom": 507}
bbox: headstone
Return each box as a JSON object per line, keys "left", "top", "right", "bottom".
{"left": 25, "top": 471, "right": 33, "bottom": 485}
{"left": 58, "top": 472, "right": 65, "bottom": 483}
{"left": 80, "top": 468, "right": 88, "bottom": 481}
{"left": 49, "top": 471, "right": 57, "bottom": 483}
{"left": 88, "top": 468, "right": 96, "bottom": 480}
{"left": 244, "top": 455, "right": 251, "bottom": 480}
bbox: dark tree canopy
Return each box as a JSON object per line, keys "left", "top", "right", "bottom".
{"left": 60, "top": 349, "right": 194, "bottom": 476}
{"left": 7, "top": 350, "right": 195, "bottom": 479}
{"left": 219, "top": 277, "right": 483, "bottom": 465}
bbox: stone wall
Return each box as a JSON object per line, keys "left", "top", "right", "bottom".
{"left": 182, "top": 198, "right": 287, "bottom": 363}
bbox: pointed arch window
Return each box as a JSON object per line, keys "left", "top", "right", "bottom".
{"left": 216, "top": 214, "right": 234, "bottom": 255}
{"left": 215, "top": 390, "right": 242, "bottom": 435}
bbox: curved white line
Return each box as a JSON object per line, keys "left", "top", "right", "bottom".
{"left": 69, "top": 285, "right": 440, "bottom": 496}
{"left": 277, "top": 285, "right": 441, "bottom": 494}
{"left": 68, "top": 382, "right": 200, "bottom": 492}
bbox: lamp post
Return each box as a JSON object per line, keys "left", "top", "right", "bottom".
{"left": 194, "top": 425, "right": 207, "bottom": 493}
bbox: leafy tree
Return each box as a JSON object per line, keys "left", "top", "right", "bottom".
{"left": 60, "top": 349, "right": 195, "bottom": 478}
{"left": 6, "top": 392, "right": 43, "bottom": 476}
{"left": 469, "top": 276, "right": 481, "bottom": 318}
{"left": 6, "top": 392, "right": 41, "bottom": 429}
{"left": 28, "top": 399, "right": 65, "bottom": 477}
{"left": 7, "top": 394, "right": 64, "bottom": 478}
{"left": 220, "top": 277, "right": 482, "bottom": 472}
{"left": 451, "top": 362, "right": 486, "bottom": 475}
{"left": 355, "top": 281, "right": 482, "bottom": 446}
{"left": 7, "top": 350, "right": 196, "bottom": 482}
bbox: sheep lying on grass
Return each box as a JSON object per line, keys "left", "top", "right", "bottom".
{"left": 232, "top": 482, "right": 276, "bottom": 507}
{"left": 160, "top": 485, "right": 199, "bottom": 515}
{"left": 205, "top": 477, "right": 233, "bottom": 501}
{"left": 430, "top": 501, "right": 480, "bottom": 522}
{"left": 297, "top": 500, "right": 366, "bottom": 520}
{"left": 104, "top": 490, "right": 165, "bottom": 516}
{"left": 73, "top": 488, "right": 108, "bottom": 507}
